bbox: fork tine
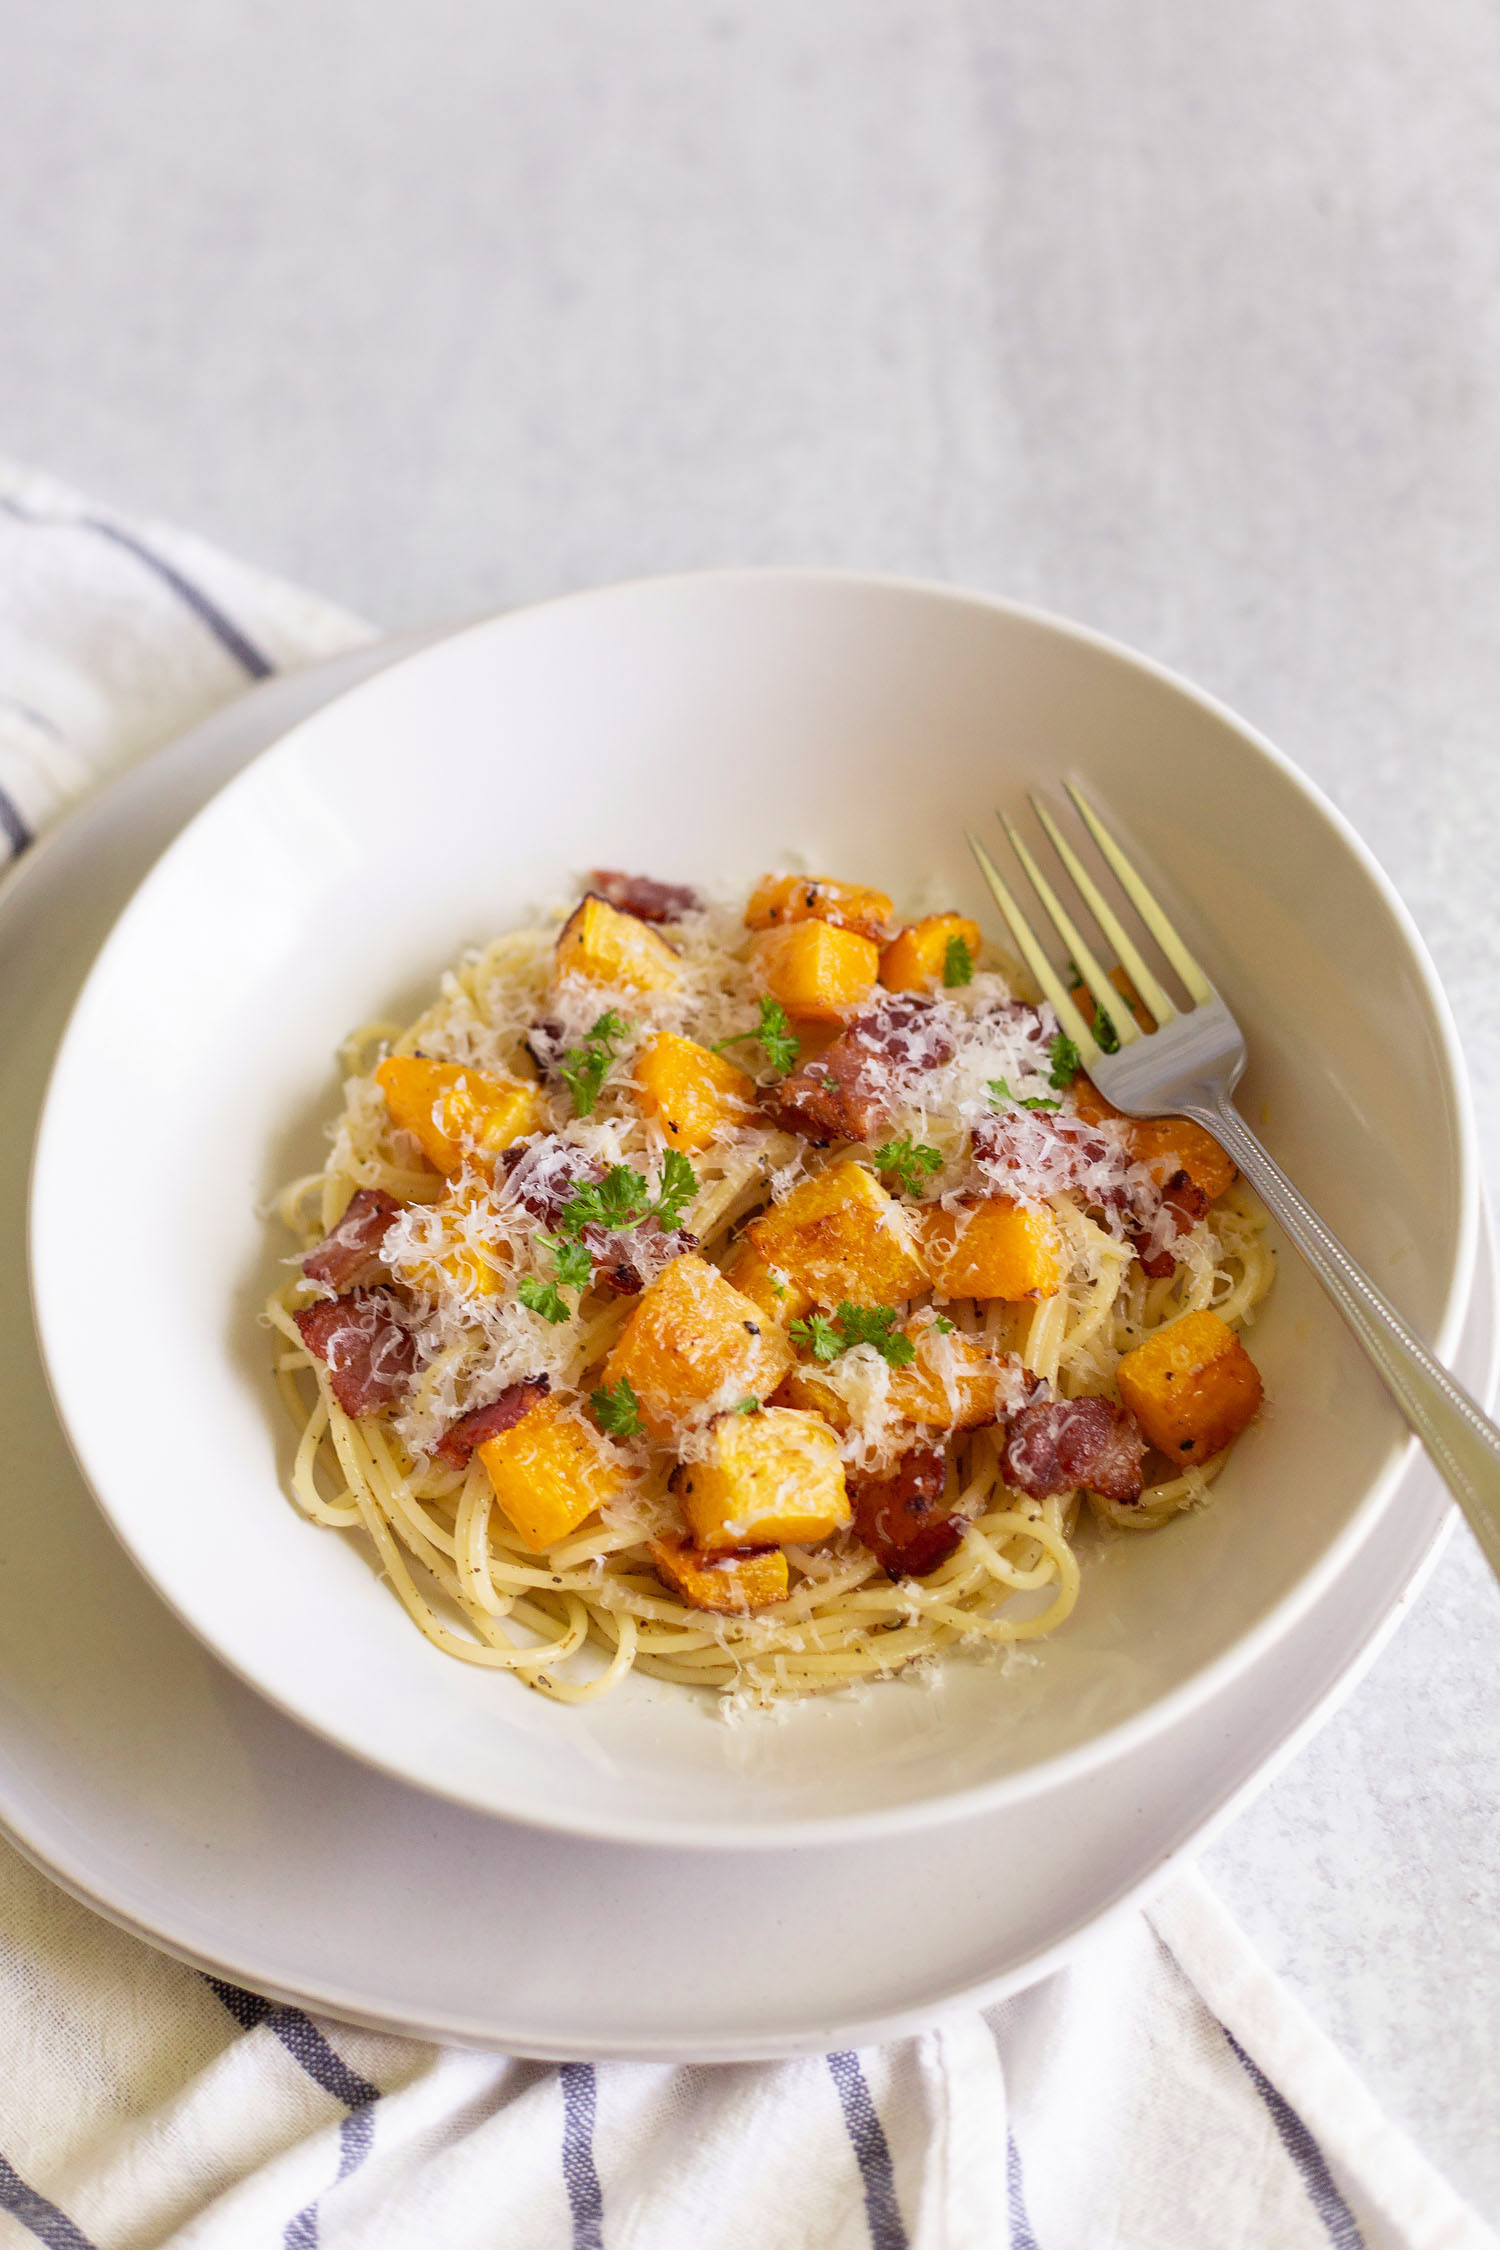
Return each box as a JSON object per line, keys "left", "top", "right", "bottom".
{"left": 965, "top": 833, "right": 1099, "bottom": 1059}
{"left": 998, "top": 816, "right": 1142, "bottom": 1051}
{"left": 1029, "top": 796, "right": 1178, "bottom": 1027}
{"left": 1063, "top": 783, "right": 1215, "bottom": 1007}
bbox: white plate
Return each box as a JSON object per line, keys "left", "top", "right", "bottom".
{"left": 1, "top": 647, "right": 1490, "bottom": 2057}
{"left": 29, "top": 574, "right": 1481, "bottom": 1848}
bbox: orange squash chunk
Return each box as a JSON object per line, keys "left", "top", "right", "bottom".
{"left": 1116, "top": 1309, "right": 1263, "bottom": 1466}
{"left": 721, "top": 1242, "right": 812, "bottom": 1325}
{"left": 478, "top": 1394, "right": 627, "bottom": 1551}
{"left": 400, "top": 1176, "right": 507, "bottom": 1299}
{"left": 602, "top": 1254, "right": 796, "bottom": 1442}
{"left": 750, "top": 922, "right": 880, "bottom": 1023}
{"left": 635, "top": 1032, "right": 755, "bottom": 1152}
{"left": 1072, "top": 1076, "right": 1236, "bottom": 1201}
{"left": 918, "top": 1198, "right": 1061, "bottom": 1301}
{"left": 376, "top": 1056, "right": 545, "bottom": 1177}
{"left": 649, "top": 1534, "right": 789, "bottom": 1613}
{"left": 880, "top": 912, "right": 982, "bottom": 993}
{"left": 675, "top": 1406, "right": 850, "bottom": 1553}
{"left": 556, "top": 894, "right": 684, "bottom": 993}
{"left": 745, "top": 873, "right": 893, "bottom": 944}
{"left": 746, "top": 1160, "right": 928, "bottom": 1310}
{"left": 786, "top": 1317, "right": 1010, "bottom": 1434}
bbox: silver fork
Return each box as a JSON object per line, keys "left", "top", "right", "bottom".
{"left": 969, "top": 784, "right": 1500, "bottom": 1582}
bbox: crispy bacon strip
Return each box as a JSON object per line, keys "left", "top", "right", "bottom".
{"left": 302, "top": 1188, "right": 402, "bottom": 1291}
{"left": 1133, "top": 1170, "right": 1210, "bottom": 1279}
{"left": 1001, "top": 1395, "right": 1146, "bottom": 1504}
{"left": 293, "top": 1290, "right": 415, "bottom": 1418}
{"left": 850, "top": 1448, "right": 965, "bottom": 1578}
{"left": 588, "top": 870, "right": 701, "bottom": 923}
{"left": 432, "top": 1376, "right": 551, "bottom": 1468}
{"left": 763, "top": 994, "right": 956, "bottom": 1144}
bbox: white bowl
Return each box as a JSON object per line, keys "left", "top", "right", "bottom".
{"left": 29, "top": 572, "right": 1477, "bottom": 1850}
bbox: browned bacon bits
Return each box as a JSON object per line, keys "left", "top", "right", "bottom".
{"left": 1002, "top": 1396, "right": 1147, "bottom": 1504}
{"left": 850, "top": 1448, "right": 965, "bottom": 1578}
{"left": 294, "top": 1290, "right": 416, "bottom": 1417}
{"left": 1133, "top": 1171, "right": 1210, "bottom": 1279}
{"left": 302, "top": 1188, "right": 402, "bottom": 1291}
{"left": 432, "top": 1376, "right": 553, "bottom": 1469}
{"left": 764, "top": 995, "right": 956, "bottom": 1144}
{"left": 587, "top": 870, "right": 702, "bottom": 924}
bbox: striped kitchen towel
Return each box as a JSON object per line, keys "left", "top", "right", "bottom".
{"left": 0, "top": 458, "right": 1492, "bottom": 2250}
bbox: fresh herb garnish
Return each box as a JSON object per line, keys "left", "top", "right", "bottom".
{"left": 933, "top": 1314, "right": 955, "bottom": 1334}
{"left": 790, "top": 1301, "right": 916, "bottom": 1369}
{"left": 590, "top": 1376, "right": 643, "bottom": 1437}
{"left": 943, "top": 934, "right": 974, "bottom": 987}
{"left": 988, "top": 1077, "right": 1061, "bottom": 1114}
{"left": 714, "top": 996, "right": 800, "bottom": 1076}
{"left": 874, "top": 1134, "right": 943, "bottom": 1196}
{"left": 518, "top": 1273, "right": 571, "bottom": 1325}
{"left": 540, "top": 1234, "right": 595, "bottom": 1294}
{"left": 730, "top": 1396, "right": 761, "bottom": 1415}
{"left": 789, "top": 1309, "right": 844, "bottom": 1362}
{"left": 559, "top": 1009, "right": 631, "bottom": 1116}
{"left": 1047, "top": 1031, "right": 1082, "bottom": 1088}
{"left": 555, "top": 1153, "right": 699, "bottom": 1245}
{"left": 1093, "top": 1007, "right": 1121, "bottom": 1055}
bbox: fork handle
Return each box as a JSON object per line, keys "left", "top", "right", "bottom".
{"left": 1184, "top": 1097, "right": 1500, "bottom": 1576}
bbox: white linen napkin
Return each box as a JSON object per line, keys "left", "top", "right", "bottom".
{"left": 0, "top": 458, "right": 1490, "bottom": 2250}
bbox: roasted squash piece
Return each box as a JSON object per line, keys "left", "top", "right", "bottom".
{"left": 649, "top": 1534, "right": 789, "bottom": 1613}
{"left": 747, "top": 1160, "right": 928, "bottom": 1310}
{"left": 750, "top": 921, "right": 880, "bottom": 1023}
{"left": 635, "top": 1032, "right": 754, "bottom": 1152}
{"left": 376, "top": 1056, "right": 545, "bottom": 1177}
{"left": 556, "top": 893, "right": 684, "bottom": 993}
{"left": 1072, "top": 1075, "right": 1236, "bottom": 1201}
{"left": 478, "top": 1394, "right": 627, "bottom": 1551}
{"left": 745, "top": 873, "right": 893, "bottom": 944}
{"left": 602, "top": 1254, "right": 796, "bottom": 1442}
{"left": 786, "top": 1317, "right": 1011, "bottom": 1433}
{"left": 676, "top": 1406, "right": 850, "bottom": 1552}
{"left": 1115, "top": 1309, "right": 1263, "bottom": 1465}
{"left": 879, "top": 912, "right": 982, "bottom": 993}
{"left": 721, "top": 1242, "right": 812, "bottom": 1325}
{"left": 917, "top": 1198, "right": 1061, "bottom": 1302}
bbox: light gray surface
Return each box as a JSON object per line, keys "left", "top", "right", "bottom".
{"left": 3, "top": 0, "right": 1499, "bottom": 2216}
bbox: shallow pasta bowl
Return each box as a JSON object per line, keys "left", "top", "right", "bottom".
{"left": 28, "top": 571, "right": 1476, "bottom": 1849}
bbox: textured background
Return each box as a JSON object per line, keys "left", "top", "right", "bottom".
{"left": 3, "top": 0, "right": 1499, "bottom": 2215}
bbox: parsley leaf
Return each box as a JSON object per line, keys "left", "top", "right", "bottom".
{"left": 559, "top": 1010, "right": 631, "bottom": 1117}
{"left": 714, "top": 996, "right": 800, "bottom": 1077}
{"left": 590, "top": 1376, "right": 643, "bottom": 1437}
{"left": 518, "top": 1273, "right": 571, "bottom": 1325}
{"left": 943, "top": 934, "right": 974, "bottom": 987}
{"left": 933, "top": 1314, "right": 955, "bottom": 1334}
{"left": 543, "top": 1235, "right": 595, "bottom": 1294}
{"left": 731, "top": 1396, "right": 761, "bottom": 1415}
{"left": 1093, "top": 1007, "right": 1121, "bottom": 1055}
{"left": 789, "top": 1310, "right": 845, "bottom": 1362}
{"left": 874, "top": 1134, "right": 943, "bottom": 1196}
{"left": 790, "top": 1302, "right": 916, "bottom": 1369}
{"left": 556, "top": 1156, "right": 698, "bottom": 1243}
{"left": 649, "top": 1147, "right": 698, "bottom": 1232}
{"left": 1047, "top": 1031, "right": 1082, "bottom": 1088}
{"left": 988, "top": 1077, "right": 1061, "bottom": 1114}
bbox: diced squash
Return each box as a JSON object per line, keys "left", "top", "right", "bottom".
{"left": 1069, "top": 964, "right": 1156, "bottom": 1039}
{"left": 746, "top": 1160, "right": 928, "bottom": 1309}
{"left": 880, "top": 912, "right": 983, "bottom": 993}
{"left": 478, "top": 1394, "right": 627, "bottom": 1551}
{"left": 602, "top": 1254, "right": 796, "bottom": 1442}
{"left": 745, "top": 873, "right": 893, "bottom": 944}
{"left": 556, "top": 894, "right": 684, "bottom": 993}
{"left": 918, "top": 1198, "right": 1061, "bottom": 1301}
{"left": 403, "top": 1176, "right": 507, "bottom": 1299}
{"left": 676, "top": 1406, "right": 850, "bottom": 1552}
{"left": 786, "top": 1317, "right": 1010, "bottom": 1434}
{"left": 649, "top": 1533, "right": 790, "bottom": 1612}
{"left": 636, "top": 1032, "right": 755, "bottom": 1152}
{"left": 1116, "top": 1309, "right": 1263, "bottom": 1465}
{"left": 376, "top": 1056, "right": 545, "bottom": 1177}
{"left": 1073, "top": 1076, "right": 1236, "bottom": 1201}
{"left": 721, "top": 1242, "right": 812, "bottom": 1325}
{"left": 750, "top": 922, "right": 880, "bottom": 1023}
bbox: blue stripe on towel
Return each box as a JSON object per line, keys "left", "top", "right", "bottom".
{"left": 1221, "top": 2026, "right": 1364, "bottom": 2248}
{"left": 1007, "top": 2133, "right": 1041, "bottom": 2249}
{"left": 560, "top": 2063, "right": 605, "bottom": 2250}
{"left": 826, "top": 2052, "right": 909, "bottom": 2250}
{"left": 205, "top": 1978, "right": 381, "bottom": 2107}
{"left": 282, "top": 2102, "right": 377, "bottom": 2249}
{"left": 0, "top": 2154, "right": 98, "bottom": 2250}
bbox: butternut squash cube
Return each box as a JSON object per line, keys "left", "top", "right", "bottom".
{"left": 676, "top": 1406, "right": 850, "bottom": 1552}
{"left": 478, "top": 1394, "right": 627, "bottom": 1551}
{"left": 649, "top": 1534, "right": 789, "bottom": 1613}
{"left": 1116, "top": 1309, "right": 1263, "bottom": 1465}
{"left": 746, "top": 1160, "right": 928, "bottom": 1309}
{"left": 376, "top": 1056, "right": 545, "bottom": 1177}
{"left": 750, "top": 921, "right": 880, "bottom": 1023}
{"left": 635, "top": 1032, "right": 755, "bottom": 1152}
{"left": 1073, "top": 1077, "right": 1236, "bottom": 1201}
{"left": 721, "top": 1243, "right": 812, "bottom": 1325}
{"left": 879, "top": 912, "right": 983, "bottom": 993}
{"left": 786, "top": 1318, "right": 1010, "bottom": 1434}
{"left": 556, "top": 893, "right": 684, "bottom": 993}
{"left": 602, "top": 1254, "right": 796, "bottom": 1442}
{"left": 745, "top": 873, "right": 893, "bottom": 944}
{"left": 918, "top": 1198, "right": 1061, "bottom": 1301}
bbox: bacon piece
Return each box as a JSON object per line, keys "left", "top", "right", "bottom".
{"left": 302, "top": 1188, "right": 402, "bottom": 1291}
{"left": 850, "top": 1448, "right": 965, "bottom": 1578}
{"left": 500, "top": 1135, "right": 696, "bottom": 1296}
{"left": 1133, "top": 1170, "right": 1211, "bottom": 1279}
{"left": 1001, "top": 1395, "right": 1146, "bottom": 1504}
{"left": 293, "top": 1289, "right": 415, "bottom": 1418}
{"left": 763, "top": 995, "right": 957, "bottom": 1144}
{"left": 523, "top": 1017, "right": 567, "bottom": 1082}
{"left": 588, "top": 870, "right": 701, "bottom": 923}
{"left": 432, "top": 1376, "right": 551, "bottom": 1468}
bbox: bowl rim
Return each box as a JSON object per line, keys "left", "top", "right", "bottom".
{"left": 28, "top": 565, "right": 1481, "bottom": 1851}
